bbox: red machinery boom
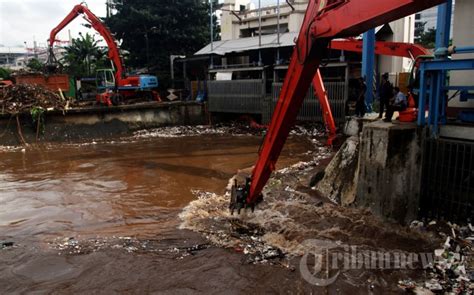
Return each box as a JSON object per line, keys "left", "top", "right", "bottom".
{"left": 230, "top": 0, "right": 445, "bottom": 213}
{"left": 48, "top": 4, "right": 125, "bottom": 82}
{"left": 330, "top": 39, "right": 432, "bottom": 59}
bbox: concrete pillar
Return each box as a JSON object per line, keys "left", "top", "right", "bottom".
{"left": 356, "top": 122, "right": 422, "bottom": 224}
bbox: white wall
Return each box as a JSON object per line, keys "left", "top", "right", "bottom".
{"left": 449, "top": 0, "right": 474, "bottom": 109}
{"left": 221, "top": 0, "right": 251, "bottom": 40}
{"left": 378, "top": 16, "right": 416, "bottom": 76}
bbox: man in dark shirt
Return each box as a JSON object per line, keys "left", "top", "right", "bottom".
{"left": 355, "top": 77, "right": 367, "bottom": 117}
{"left": 378, "top": 73, "right": 393, "bottom": 118}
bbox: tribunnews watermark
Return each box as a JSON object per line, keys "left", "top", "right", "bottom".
{"left": 299, "top": 239, "right": 435, "bottom": 286}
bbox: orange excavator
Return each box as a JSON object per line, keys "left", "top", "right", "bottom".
{"left": 47, "top": 4, "right": 160, "bottom": 106}
{"left": 229, "top": 0, "right": 445, "bottom": 214}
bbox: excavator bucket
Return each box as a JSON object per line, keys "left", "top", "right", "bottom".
{"left": 229, "top": 178, "right": 259, "bottom": 215}
{"left": 45, "top": 47, "right": 61, "bottom": 73}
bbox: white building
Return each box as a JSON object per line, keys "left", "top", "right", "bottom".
{"left": 220, "top": 0, "right": 416, "bottom": 74}
{"left": 0, "top": 44, "right": 63, "bottom": 70}
{"left": 0, "top": 46, "right": 28, "bottom": 70}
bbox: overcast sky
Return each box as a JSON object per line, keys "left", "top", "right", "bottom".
{"left": 0, "top": 1, "right": 107, "bottom": 48}
{"left": 0, "top": 0, "right": 278, "bottom": 48}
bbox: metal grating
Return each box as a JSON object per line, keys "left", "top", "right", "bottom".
{"left": 207, "top": 80, "right": 264, "bottom": 114}
{"left": 264, "top": 82, "right": 347, "bottom": 124}
{"left": 420, "top": 138, "right": 474, "bottom": 222}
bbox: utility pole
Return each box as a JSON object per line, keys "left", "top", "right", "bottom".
{"left": 144, "top": 31, "right": 149, "bottom": 70}
{"left": 24, "top": 41, "right": 29, "bottom": 66}
{"left": 106, "top": 0, "right": 111, "bottom": 18}
{"left": 258, "top": 0, "right": 262, "bottom": 66}
{"left": 210, "top": 0, "right": 214, "bottom": 69}
{"left": 276, "top": 0, "right": 280, "bottom": 65}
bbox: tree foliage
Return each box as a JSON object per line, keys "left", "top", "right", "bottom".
{"left": 106, "top": 0, "right": 215, "bottom": 88}
{"left": 0, "top": 67, "right": 12, "bottom": 80}
{"left": 27, "top": 58, "right": 44, "bottom": 72}
{"left": 62, "top": 33, "right": 108, "bottom": 78}
{"left": 414, "top": 21, "right": 436, "bottom": 49}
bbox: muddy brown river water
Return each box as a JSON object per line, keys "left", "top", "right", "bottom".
{"left": 0, "top": 129, "right": 442, "bottom": 294}
{"left": 0, "top": 131, "right": 324, "bottom": 293}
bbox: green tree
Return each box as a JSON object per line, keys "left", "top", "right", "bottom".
{"left": 27, "top": 58, "right": 44, "bottom": 72}
{"left": 62, "top": 33, "right": 107, "bottom": 78}
{"left": 106, "top": 0, "right": 214, "bottom": 89}
{"left": 419, "top": 27, "right": 436, "bottom": 49}
{"left": 415, "top": 21, "right": 436, "bottom": 49}
{"left": 0, "top": 67, "right": 12, "bottom": 80}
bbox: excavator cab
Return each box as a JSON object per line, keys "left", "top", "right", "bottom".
{"left": 96, "top": 69, "right": 115, "bottom": 91}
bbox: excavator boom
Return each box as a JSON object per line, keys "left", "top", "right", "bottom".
{"left": 230, "top": 0, "right": 445, "bottom": 212}
{"left": 330, "top": 39, "right": 432, "bottom": 60}
{"left": 48, "top": 4, "right": 124, "bottom": 81}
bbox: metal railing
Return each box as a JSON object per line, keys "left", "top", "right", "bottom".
{"left": 420, "top": 138, "right": 474, "bottom": 222}
{"left": 207, "top": 79, "right": 264, "bottom": 114}
{"left": 263, "top": 82, "right": 347, "bottom": 124}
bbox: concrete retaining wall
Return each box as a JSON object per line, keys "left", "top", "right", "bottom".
{"left": 356, "top": 122, "right": 422, "bottom": 224}
{"left": 0, "top": 102, "right": 207, "bottom": 145}
{"left": 315, "top": 118, "right": 423, "bottom": 224}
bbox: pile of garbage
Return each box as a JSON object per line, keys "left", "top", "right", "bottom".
{"left": 51, "top": 236, "right": 210, "bottom": 259}
{"left": 399, "top": 221, "right": 474, "bottom": 293}
{"left": 133, "top": 124, "right": 326, "bottom": 140}
{"left": 0, "top": 84, "right": 67, "bottom": 115}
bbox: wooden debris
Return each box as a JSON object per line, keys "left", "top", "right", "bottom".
{"left": 0, "top": 84, "right": 67, "bottom": 115}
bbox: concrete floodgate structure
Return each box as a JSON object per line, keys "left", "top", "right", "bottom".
{"left": 316, "top": 117, "right": 424, "bottom": 224}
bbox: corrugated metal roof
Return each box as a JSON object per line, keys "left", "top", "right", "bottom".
{"left": 195, "top": 25, "right": 387, "bottom": 56}
{"left": 195, "top": 32, "right": 298, "bottom": 56}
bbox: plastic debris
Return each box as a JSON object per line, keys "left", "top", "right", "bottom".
{"left": 402, "top": 219, "right": 474, "bottom": 294}
{"left": 0, "top": 241, "right": 14, "bottom": 249}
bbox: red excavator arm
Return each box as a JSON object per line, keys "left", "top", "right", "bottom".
{"left": 229, "top": 0, "right": 445, "bottom": 213}
{"left": 330, "top": 38, "right": 432, "bottom": 59}
{"left": 48, "top": 4, "right": 124, "bottom": 82}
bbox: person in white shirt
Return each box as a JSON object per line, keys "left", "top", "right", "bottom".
{"left": 384, "top": 87, "right": 407, "bottom": 122}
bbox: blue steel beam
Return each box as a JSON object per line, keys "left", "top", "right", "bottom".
{"left": 417, "top": 63, "right": 427, "bottom": 125}
{"left": 435, "top": 1, "right": 452, "bottom": 50}
{"left": 435, "top": 1, "right": 452, "bottom": 124}
{"left": 422, "top": 59, "right": 474, "bottom": 71}
{"left": 451, "top": 46, "right": 474, "bottom": 55}
{"left": 362, "top": 28, "right": 375, "bottom": 112}
{"left": 444, "top": 86, "right": 474, "bottom": 91}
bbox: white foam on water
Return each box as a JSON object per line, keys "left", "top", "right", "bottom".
{"left": 179, "top": 171, "right": 438, "bottom": 258}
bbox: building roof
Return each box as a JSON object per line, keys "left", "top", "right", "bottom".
{"left": 195, "top": 32, "right": 299, "bottom": 56}
{"left": 195, "top": 25, "right": 387, "bottom": 56}
{"left": 0, "top": 47, "right": 27, "bottom": 54}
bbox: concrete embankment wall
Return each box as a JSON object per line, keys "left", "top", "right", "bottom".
{"left": 0, "top": 102, "right": 207, "bottom": 145}
{"left": 356, "top": 122, "right": 422, "bottom": 224}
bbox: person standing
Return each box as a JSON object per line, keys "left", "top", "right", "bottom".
{"left": 378, "top": 73, "right": 393, "bottom": 118}
{"left": 355, "top": 77, "right": 367, "bottom": 117}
